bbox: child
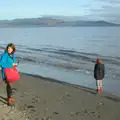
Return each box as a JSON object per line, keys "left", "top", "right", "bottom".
{"left": 94, "top": 58, "right": 105, "bottom": 94}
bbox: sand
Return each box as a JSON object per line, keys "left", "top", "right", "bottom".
{"left": 0, "top": 73, "right": 120, "bottom": 120}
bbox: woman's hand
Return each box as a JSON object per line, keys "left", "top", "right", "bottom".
{"left": 13, "top": 63, "right": 18, "bottom": 67}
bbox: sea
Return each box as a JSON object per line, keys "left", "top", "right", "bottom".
{"left": 0, "top": 27, "right": 120, "bottom": 97}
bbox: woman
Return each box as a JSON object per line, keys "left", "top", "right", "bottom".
{"left": 94, "top": 58, "right": 105, "bottom": 94}
{"left": 0, "top": 43, "right": 17, "bottom": 106}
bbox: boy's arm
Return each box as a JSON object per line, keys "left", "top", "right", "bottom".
{"left": 94, "top": 64, "right": 97, "bottom": 79}
{"left": 103, "top": 64, "right": 105, "bottom": 78}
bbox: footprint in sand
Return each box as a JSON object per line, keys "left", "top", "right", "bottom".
{"left": 0, "top": 104, "right": 27, "bottom": 120}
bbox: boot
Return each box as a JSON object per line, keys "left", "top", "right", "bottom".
{"left": 8, "top": 97, "right": 15, "bottom": 106}
{"left": 97, "top": 88, "right": 101, "bottom": 94}
{"left": 100, "top": 87, "right": 102, "bottom": 92}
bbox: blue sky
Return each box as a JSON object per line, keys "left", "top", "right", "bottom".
{"left": 0, "top": 0, "right": 120, "bottom": 23}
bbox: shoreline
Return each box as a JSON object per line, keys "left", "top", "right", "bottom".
{"left": 21, "top": 72, "right": 120, "bottom": 102}
{"left": 19, "top": 59, "right": 120, "bottom": 97}
{"left": 21, "top": 72, "right": 120, "bottom": 99}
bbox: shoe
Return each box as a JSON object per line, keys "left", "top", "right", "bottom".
{"left": 8, "top": 97, "right": 15, "bottom": 106}
{"left": 97, "top": 88, "right": 101, "bottom": 94}
{"left": 100, "top": 87, "right": 102, "bottom": 92}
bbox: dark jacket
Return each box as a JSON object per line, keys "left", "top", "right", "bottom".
{"left": 94, "top": 63, "right": 105, "bottom": 80}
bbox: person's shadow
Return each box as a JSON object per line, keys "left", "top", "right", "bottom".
{"left": 0, "top": 96, "right": 7, "bottom": 104}
{"left": 0, "top": 88, "right": 17, "bottom": 105}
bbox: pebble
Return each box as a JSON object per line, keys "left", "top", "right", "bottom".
{"left": 53, "top": 111, "right": 59, "bottom": 115}
{"left": 70, "top": 112, "right": 80, "bottom": 116}
{"left": 82, "top": 108, "right": 88, "bottom": 113}
{"left": 65, "top": 92, "right": 71, "bottom": 97}
{"left": 42, "top": 116, "right": 52, "bottom": 120}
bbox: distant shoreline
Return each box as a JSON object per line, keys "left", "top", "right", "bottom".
{"left": 0, "top": 17, "right": 120, "bottom": 27}
{"left": 0, "top": 26, "right": 120, "bottom": 28}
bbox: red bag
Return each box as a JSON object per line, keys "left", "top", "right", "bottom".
{"left": 4, "top": 67, "right": 20, "bottom": 82}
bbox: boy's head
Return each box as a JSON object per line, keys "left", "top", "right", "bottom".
{"left": 96, "top": 58, "right": 102, "bottom": 64}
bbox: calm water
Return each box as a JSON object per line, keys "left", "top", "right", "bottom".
{"left": 0, "top": 27, "right": 120, "bottom": 96}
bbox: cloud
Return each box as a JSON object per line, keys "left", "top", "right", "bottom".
{"left": 99, "top": 0, "right": 120, "bottom": 4}
{"left": 86, "top": 0, "right": 120, "bottom": 23}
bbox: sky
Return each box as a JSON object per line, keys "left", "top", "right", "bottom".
{"left": 0, "top": 0, "right": 120, "bottom": 23}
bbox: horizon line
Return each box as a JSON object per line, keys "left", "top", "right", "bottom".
{"left": 0, "top": 16, "right": 118, "bottom": 24}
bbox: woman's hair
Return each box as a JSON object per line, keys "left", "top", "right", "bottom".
{"left": 5, "top": 43, "right": 16, "bottom": 53}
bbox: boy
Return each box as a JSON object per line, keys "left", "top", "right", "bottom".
{"left": 94, "top": 58, "right": 105, "bottom": 94}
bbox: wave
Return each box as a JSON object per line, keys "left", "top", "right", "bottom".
{"left": 0, "top": 44, "right": 120, "bottom": 79}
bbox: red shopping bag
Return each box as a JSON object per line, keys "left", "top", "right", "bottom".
{"left": 4, "top": 67, "right": 20, "bottom": 82}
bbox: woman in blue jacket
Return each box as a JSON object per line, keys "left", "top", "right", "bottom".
{"left": 1, "top": 43, "right": 17, "bottom": 106}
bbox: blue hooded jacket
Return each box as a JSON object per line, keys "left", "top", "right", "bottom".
{"left": 0, "top": 52, "right": 16, "bottom": 80}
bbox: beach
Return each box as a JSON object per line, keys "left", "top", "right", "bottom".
{"left": 0, "top": 73, "right": 119, "bottom": 120}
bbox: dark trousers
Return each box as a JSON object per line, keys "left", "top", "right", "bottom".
{"left": 5, "top": 79, "right": 12, "bottom": 98}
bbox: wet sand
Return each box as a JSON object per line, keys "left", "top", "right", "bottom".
{"left": 0, "top": 73, "right": 120, "bottom": 120}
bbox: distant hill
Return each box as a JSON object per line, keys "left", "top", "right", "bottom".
{"left": 0, "top": 17, "right": 119, "bottom": 27}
